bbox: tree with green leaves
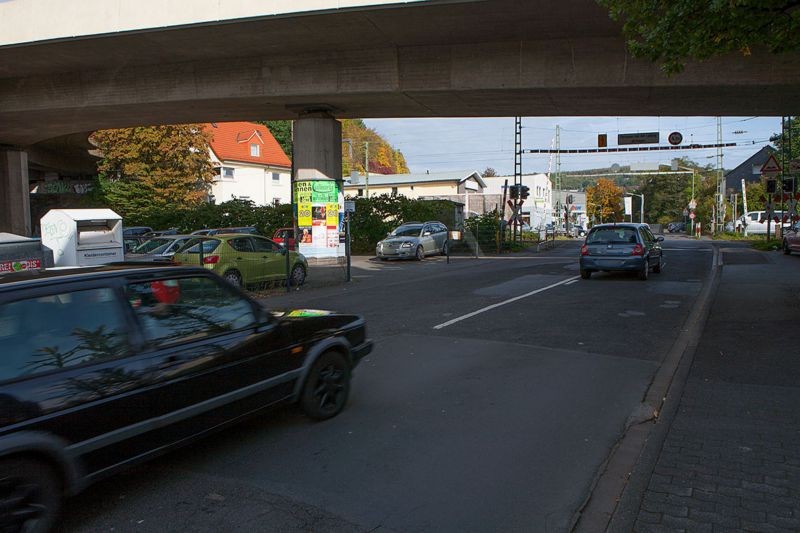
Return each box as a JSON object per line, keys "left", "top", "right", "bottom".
{"left": 598, "top": 0, "right": 800, "bottom": 74}
{"left": 92, "top": 125, "right": 215, "bottom": 224}
{"left": 260, "top": 120, "right": 293, "bottom": 158}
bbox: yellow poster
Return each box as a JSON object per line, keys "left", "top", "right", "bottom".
{"left": 298, "top": 202, "right": 313, "bottom": 227}
{"left": 326, "top": 203, "right": 339, "bottom": 227}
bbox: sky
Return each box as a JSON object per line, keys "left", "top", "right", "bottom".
{"left": 363, "top": 116, "right": 782, "bottom": 176}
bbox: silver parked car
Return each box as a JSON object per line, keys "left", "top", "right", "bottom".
{"left": 125, "top": 235, "right": 195, "bottom": 261}
{"left": 376, "top": 221, "right": 449, "bottom": 260}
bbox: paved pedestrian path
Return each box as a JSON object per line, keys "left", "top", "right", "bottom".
{"left": 631, "top": 248, "right": 800, "bottom": 532}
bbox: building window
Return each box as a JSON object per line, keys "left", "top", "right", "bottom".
{"left": 272, "top": 172, "right": 280, "bottom": 182}
{"left": 250, "top": 144, "right": 260, "bottom": 157}
{"left": 391, "top": 187, "right": 398, "bottom": 197}
{"left": 358, "top": 189, "right": 364, "bottom": 197}
{"left": 222, "top": 167, "right": 235, "bottom": 180}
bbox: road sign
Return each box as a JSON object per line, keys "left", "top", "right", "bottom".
{"left": 688, "top": 199, "right": 697, "bottom": 209}
{"left": 683, "top": 209, "right": 689, "bottom": 216}
{"left": 344, "top": 200, "right": 356, "bottom": 213}
{"left": 618, "top": 132, "right": 659, "bottom": 145}
{"left": 689, "top": 212, "right": 696, "bottom": 220}
{"left": 668, "top": 131, "right": 683, "bottom": 145}
{"left": 761, "top": 154, "right": 782, "bottom": 175}
{"left": 790, "top": 159, "right": 800, "bottom": 173}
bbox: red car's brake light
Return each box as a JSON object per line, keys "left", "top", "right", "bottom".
{"left": 202, "top": 255, "right": 220, "bottom": 264}
{"left": 580, "top": 244, "right": 589, "bottom": 256}
{"left": 631, "top": 244, "right": 645, "bottom": 256}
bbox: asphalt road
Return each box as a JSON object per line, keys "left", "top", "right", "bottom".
{"left": 59, "top": 236, "right": 715, "bottom": 533}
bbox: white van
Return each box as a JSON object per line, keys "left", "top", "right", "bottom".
{"left": 736, "top": 211, "right": 788, "bottom": 234}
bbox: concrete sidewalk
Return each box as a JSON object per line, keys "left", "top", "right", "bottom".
{"left": 619, "top": 246, "right": 800, "bottom": 532}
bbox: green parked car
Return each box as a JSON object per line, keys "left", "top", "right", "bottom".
{"left": 172, "top": 234, "right": 308, "bottom": 289}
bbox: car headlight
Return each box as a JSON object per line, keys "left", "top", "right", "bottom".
{"left": 400, "top": 242, "right": 413, "bottom": 248}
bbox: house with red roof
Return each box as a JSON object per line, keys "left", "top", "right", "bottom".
{"left": 205, "top": 122, "right": 291, "bottom": 205}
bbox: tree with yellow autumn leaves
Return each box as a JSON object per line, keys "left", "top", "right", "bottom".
{"left": 92, "top": 124, "right": 215, "bottom": 222}
{"left": 586, "top": 178, "right": 624, "bottom": 224}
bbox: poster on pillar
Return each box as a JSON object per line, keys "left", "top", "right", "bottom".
{"left": 294, "top": 180, "right": 344, "bottom": 258}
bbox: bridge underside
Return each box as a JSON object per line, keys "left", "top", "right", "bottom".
{"left": 1, "top": 0, "right": 799, "bottom": 234}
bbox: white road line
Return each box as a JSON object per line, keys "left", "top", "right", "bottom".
{"left": 564, "top": 279, "right": 579, "bottom": 286}
{"left": 432, "top": 275, "right": 580, "bottom": 330}
{"left": 661, "top": 248, "right": 712, "bottom": 252}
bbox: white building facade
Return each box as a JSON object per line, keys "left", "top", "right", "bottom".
{"left": 205, "top": 122, "right": 292, "bottom": 205}
{"left": 482, "top": 173, "right": 553, "bottom": 228}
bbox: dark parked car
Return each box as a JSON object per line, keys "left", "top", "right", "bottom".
{"left": 0, "top": 264, "right": 371, "bottom": 530}
{"left": 666, "top": 222, "right": 686, "bottom": 233}
{"left": 122, "top": 226, "right": 152, "bottom": 237}
{"left": 579, "top": 223, "right": 664, "bottom": 280}
{"left": 206, "top": 226, "right": 259, "bottom": 236}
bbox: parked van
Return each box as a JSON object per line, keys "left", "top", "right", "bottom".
{"left": 736, "top": 211, "right": 788, "bottom": 234}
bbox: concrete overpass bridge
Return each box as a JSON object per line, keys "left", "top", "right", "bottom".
{"left": 2, "top": 0, "right": 800, "bottom": 233}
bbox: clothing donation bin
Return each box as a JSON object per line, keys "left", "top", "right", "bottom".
{"left": 40, "top": 209, "right": 124, "bottom": 266}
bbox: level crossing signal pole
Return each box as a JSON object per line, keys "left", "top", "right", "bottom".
{"left": 513, "top": 117, "right": 522, "bottom": 245}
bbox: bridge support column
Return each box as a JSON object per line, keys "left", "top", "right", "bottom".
{"left": 0, "top": 148, "right": 31, "bottom": 236}
{"left": 293, "top": 113, "right": 342, "bottom": 183}
{"left": 292, "top": 113, "right": 344, "bottom": 263}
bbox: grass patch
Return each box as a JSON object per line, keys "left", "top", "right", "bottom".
{"left": 751, "top": 239, "right": 782, "bottom": 251}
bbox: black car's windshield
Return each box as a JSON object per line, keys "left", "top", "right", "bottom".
{"left": 391, "top": 225, "right": 422, "bottom": 237}
{"left": 587, "top": 228, "right": 639, "bottom": 244}
{"left": 132, "top": 238, "right": 172, "bottom": 254}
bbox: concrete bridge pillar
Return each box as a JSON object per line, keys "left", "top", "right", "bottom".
{"left": 0, "top": 148, "right": 31, "bottom": 236}
{"left": 292, "top": 113, "right": 344, "bottom": 262}
{"left": 293, "top": 113, "right": 342, "bottom": 183}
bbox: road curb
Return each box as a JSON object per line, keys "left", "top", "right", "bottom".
{"left": 571, "top": 244, "right": 723, "bottom": 532}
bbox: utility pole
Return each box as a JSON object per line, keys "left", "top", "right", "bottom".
{"left": 514, "top": 117, "right": 522, "bottom": 244}
{"left": 554, "top": 125, "right": 561, "bottom": 234}
{"left": 364, "top": 141, "right": 370, "bottom": 198}
{"left": 342, "top": 139, "right": 370, "bottom": 197}
{"left": 716, "top": 117, "right": 724, "bottom": 234}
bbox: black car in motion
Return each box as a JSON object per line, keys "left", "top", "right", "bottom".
{"left": 0, "top": 264, "right": 372, "bottom": 531}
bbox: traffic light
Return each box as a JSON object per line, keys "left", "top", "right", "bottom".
{"left": 508, "top": 184, "right": 520, "bottom": 199}
{"left": 520, "top": 185, "right": 530, "bottom": 200}
{"left": 766, "top": 179, "right": 777, "bottom": 194}
{"left": 782, "top": 178, "right": 795, "bottom": 193}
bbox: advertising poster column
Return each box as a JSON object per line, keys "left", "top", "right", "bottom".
{"left": 294, "top": 180, "right": 344, "bottom": 259}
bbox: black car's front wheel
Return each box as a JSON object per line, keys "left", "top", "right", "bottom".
{"left": 0, "top": 458, "right": 61, "bottom": 533}
{"left": 300, "top": 351, "right": 351, "bottom": 420}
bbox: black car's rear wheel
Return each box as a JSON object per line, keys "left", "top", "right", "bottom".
{"left": 300, "top": 351, "right": 351, "bottom": 420}
{"left": 580, "top": 269, "right": 591, "bottom": 279}
{"left": 0, "top": 458, "right": 61, "bottom": 533}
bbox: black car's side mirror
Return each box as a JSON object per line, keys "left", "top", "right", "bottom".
{"left": 656, "top": 236, "right": 665, "bottom": 242}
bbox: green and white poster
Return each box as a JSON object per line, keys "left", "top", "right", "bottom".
{"left": 294, "top": 180, "right": 344, "bottom": 258}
